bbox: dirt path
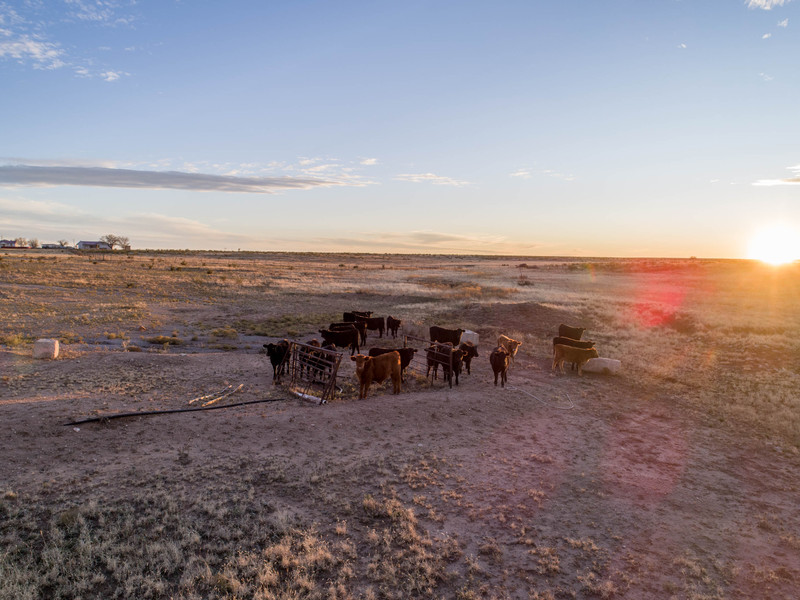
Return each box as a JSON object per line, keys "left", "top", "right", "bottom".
{"left": 2, "top": 345, "right": 798, "bottom": 598}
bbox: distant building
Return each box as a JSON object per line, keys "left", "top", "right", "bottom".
{"left": 0, "top": 239, "right": 16, "bottom": 248}
{"left": 76, "top": 241, "right": 112, "bottom": 250}
{"left": 42, "top": 243, "right": 71, "bottom": 249}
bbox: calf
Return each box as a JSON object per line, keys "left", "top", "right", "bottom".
{"left": 458, "top": 341, "right": 479, "bottom": 375}
{"left": 369, "top": 347, "right": 417, "bottom": 382}
{"left": 319, "top": 328, "right": 359, "bottom": 356}
{"left": 558, "top": 324, "right": 586, "bottom": 340}
{"left": 552, "top": 336, "right": 596, "bottom": 371}
{"left": 263, "top": 339, "right": 290, "bottom": 383}
{"left": 429, "top": 325, "right": 464, "bottom": 346}
{"left": 386, "top": 316, "right": 402, "bottom": 338}
{"left": 350, "top": 352, "right": 401, "bottom": 399}
{"left": 489, "top": 346, "right": 510, "bottom": 387}
{"left": 497, "top": 334, "right": 522, "bottom": 364}
{"left": 552, "top": 344, "right": 599, "bottom": 376}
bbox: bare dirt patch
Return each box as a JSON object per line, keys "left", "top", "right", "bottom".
{"left": 1, "top": 251, "right": 799, "bottom": 599}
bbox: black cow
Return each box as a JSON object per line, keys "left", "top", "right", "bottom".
{"left": 369, "top": 347, "right": 417, "bottom": 382}
{"left": 343, "top": 311, "right": 372, "bottom": 322}
{"left": 426, "top": 343, "right": 466, "bottom": 388}
{"left": 330, "top": 321, "right": 367, "bottom": 345}
{"left": 458, "top": 341, "right": 479, "bottom": 375}
{"left": 319, "top": 328, "right": 360, "bottom": 356}
{"left": 386, "top": 316, "right": 402, "bottom": 338}
{"left": 429, "top": 325, "right": 464, "bottom": 346}
{"left": 489, "top": 346, "right": 510, "bottom": 387}
{"left": 558, "top": 324, "right": 586, "bottom": 340}
{"left": 263, "top": 339, "right": 290, "bottom": 383}
{"left": 356, "top": 315, "right": 385, "bottom": 338}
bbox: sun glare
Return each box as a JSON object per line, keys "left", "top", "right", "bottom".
{"left": 747, "top": 224, "right": 800, "bottom": 266}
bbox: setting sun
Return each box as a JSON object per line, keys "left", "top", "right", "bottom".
{"left": 747, "top": 225, "right": 800, "bottom": 266}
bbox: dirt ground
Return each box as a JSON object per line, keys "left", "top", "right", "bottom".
{"left": 1, "top": 251, "right": 799, "bottom": 599}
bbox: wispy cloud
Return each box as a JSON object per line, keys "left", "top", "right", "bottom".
{"left": 762, "top": 32, "right": 773, "bottom": 38}
{"left": 0, "top": 165, "right": 343, "bottom": 193}
{"left": 0, "top": 32, "right": 66, "bottom": 70}
{"left": 394, "top": 173, "right": 471, "bottom": 186}
{"left": 360, "top": 158, "right": 379, "bottom": 166}
{"left": 752, "top": 164, "right": 800, "bottom": 185}
{"left": 0, "top": 1, "right": 134, "bottom": 78}
{"left": 778, "top": 18, "right": 789, "bottom": 26}
{"left": 510, "top": 167, "right": 576, "bottom": 182}
{"left": 759, "top": 72, "right": 774, "bottom": 81}
{"left": 746, "top": 0, "right": 790, "bottom": 9}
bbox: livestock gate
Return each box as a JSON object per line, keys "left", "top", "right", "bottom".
{"left": 282, "top": 341, "right": 343, "bottom": 404}
{"left": 402, "top": 334, "right": 458, "bottom": 386}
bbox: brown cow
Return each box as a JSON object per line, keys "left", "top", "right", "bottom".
{"left": 552, "top": 344, "right": 599, "bottom": 376}
{"left": 552, "top": 336, "right": 596, "bottom": 371}
{"left": 497, "top": 334, "right": 522, "bottom": 364}
{"left": 350, "top": 352, "right": 401, "bottom": 399}
{"left": 368, "top": 347, "right": 417, "bottom": 382}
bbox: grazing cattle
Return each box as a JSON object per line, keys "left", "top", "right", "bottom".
{"left": 369, "top": 347, "right": 417, "bottom": 382}
{"left": 319, "top": 328, "right": 360, "bottom": 356}
{"left": 429, "top": 325, "right": 464, "bottom": 346}
{"left": 386, "top": 316, "right": 402, "bottom": 338}
{"left": 552, "top": 344, "right": 599, "bottom": 376}
{"left": 426, "top": 343, "right": 466, "bottom": 388}
{"left": 558, "top": 324, "right": 586, "bottom": 340}
{"left": 330, "top": 321, "right": 367, "bottom": 345}
{"left": 458, "top": 341, "right": 479, "bottom": 375}
{"left": 489, "top": 346, "right": 510, "bottom": 387}
{"left": 263, "top": 339, "right": 290, "bottom": 383}
{"left": 350, "top": 352, "right": 401, "bottom": 399}
{"left": 552, "top": 336, "right": 596, "bottom": 371}
{"left": 343, "top": 311, "right": 372, "bottom": 322}
{"left": 497, "top": 334, "right": 522, "bottom": 364}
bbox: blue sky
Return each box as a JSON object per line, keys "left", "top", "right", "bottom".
{"left": 1, "top": 0, "right": 798, "bottom": 256}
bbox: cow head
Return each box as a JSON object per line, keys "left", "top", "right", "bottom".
{"left": 350, "top": 354, "right": 372, "bottom": 371}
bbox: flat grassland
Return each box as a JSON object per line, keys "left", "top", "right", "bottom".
{"left": 1, "top": 251, "right": 799, "bottom": 599}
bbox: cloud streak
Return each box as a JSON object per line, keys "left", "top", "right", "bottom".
{"left": 0, "top": 165, "right": 343, "bottom": 193}
{"left": 394, "top": 173, "right": 471, "bottom": 186}
{"left": 746, "top": 0, "right": 790, "bottom": 9}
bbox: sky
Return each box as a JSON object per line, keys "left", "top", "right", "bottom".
{"left": 1, "top": 0, "right": 799, "bottom": 257}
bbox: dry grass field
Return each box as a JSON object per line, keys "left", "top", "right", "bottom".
{"left": 1, "top": 250, "right": 799, "bottom": 599}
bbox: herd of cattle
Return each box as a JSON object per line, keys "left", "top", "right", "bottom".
{"left": 263, "top": 311, "right": 601, "bottom": 400}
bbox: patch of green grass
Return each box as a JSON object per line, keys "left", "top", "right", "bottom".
{"left": 234, "top": 313, "right": 339, "bottom": 337}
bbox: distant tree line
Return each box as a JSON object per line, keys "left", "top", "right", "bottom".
{"left": 4, "top": 235, "right": 129, "bottom": 249}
